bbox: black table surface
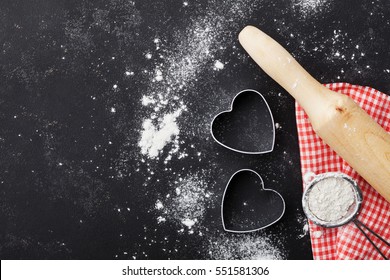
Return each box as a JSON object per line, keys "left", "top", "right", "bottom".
{"left": 0, "top": 0, "right": 389, "bottom": 260}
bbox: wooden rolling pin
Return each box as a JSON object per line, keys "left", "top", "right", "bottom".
{"left": 239, "top": 26, "right": 390, "bottom": 203}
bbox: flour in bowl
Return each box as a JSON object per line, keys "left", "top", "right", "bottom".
{"left": 308, "top": 177, "right": 355, "bottom": 222}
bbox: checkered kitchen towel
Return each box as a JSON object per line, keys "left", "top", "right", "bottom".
{"left": 296, "top": 83, "right": 390, "bottom": 259}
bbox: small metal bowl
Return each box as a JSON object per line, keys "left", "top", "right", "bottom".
{"left": 302, "top": 172, "right": 363, "bottom": 228}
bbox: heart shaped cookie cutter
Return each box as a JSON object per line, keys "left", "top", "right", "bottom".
{"left": 221, "top": 169, "right": 285, "bottom": 233}
{"left": 210, "top": 89, "right": 275, "bottom": 154}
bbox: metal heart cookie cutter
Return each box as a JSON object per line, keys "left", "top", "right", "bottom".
{"left": 210, "top": 89, "right": 275, "bottom": 154}
{"left": 302, "top": 171, "right": 390, "bottom": 259}
{"left": 221, "top": 169, "right": 285, "bottom": 233}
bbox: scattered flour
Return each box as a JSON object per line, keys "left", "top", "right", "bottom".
{"left": 181, "top": 218, "right": 196, "bottom": 228}
{"left": 291, "top": 79, "right": 299, "bottom": 89}
{"left": 303, "top": 224, "right": 309, "bottom": 234}
{"left": 154, "top": 173, "right": 214, "bottom": 233}
{"left": 208, "top": 234, "right": 284, "bottom": 260}
{"left": 155, "top": 69, "right": 163, "bottom": 81}
{"left": 155, "top": 199, "right": 164, "bottom": 210}
{"left": 296, "top": 211, "right": 309, "bottom": 239}
{"left": 312, "top": 230, "right": 323, "bottom": 238}
{"left": 214, "top": 60, "right": 224, "bottom": 70}
{"left": 137, "top": 0, "right": 258, "bottom": 162}
{"left": 308, "top": 177, "right": 355, "bottom": 222}
{"left": 141, "top": 96, "right": 155, "bottom": 106}
{"left": 293, "top": 0, "right": 331, "bottom": 17}
{"left": 138, "top": 108, "right": 184, "bottom": 159}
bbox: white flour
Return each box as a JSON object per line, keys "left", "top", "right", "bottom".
{"left": 208, "top": 234, "right": 284, "bottom": 260}
{"left": 138, "top": 107, "right": 185, "bottom": 159}
{"left": 312, "top": 230, "right": 323, "bottom": 238}
{"left": 137, "top": 0, "right": 258, "bottom": 162}
{"left": 308, "top": 177, "right": 355, "bottom": 222}
{"left": 293, "top": 0, "right": 331, "bottom": 17}
{"left": 154, "top": 173, "right": 214, "bottom": 234}
{"left": 214, "top": 60, "right": 224, "bottom": 70}
{"left": 296, "top": 212, "right": 309, "bottom": 239}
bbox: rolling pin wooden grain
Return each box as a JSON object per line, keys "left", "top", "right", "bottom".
{"left": 239, "top": 26, "right": 390, "bottom": 203}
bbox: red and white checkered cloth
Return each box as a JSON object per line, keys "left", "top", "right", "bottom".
{"left": 296, "top": 82, "right": 390, "bottom": 260}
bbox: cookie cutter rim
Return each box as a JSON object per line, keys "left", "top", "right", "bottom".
{"left": 301, "top": 171, "right": 363, "bottom": 228}
{"left": 221, "top": 169, "right": 286, "bottom": 233}
{"left": 210, "top": 89, "right": 275, "bottom": 154}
